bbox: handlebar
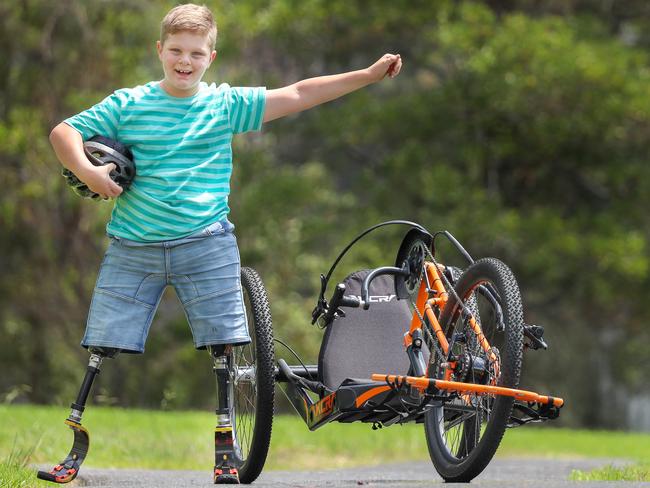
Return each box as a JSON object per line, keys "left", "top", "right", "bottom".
{"left": 360, "top": 265, "right": 410, "bottom": 310}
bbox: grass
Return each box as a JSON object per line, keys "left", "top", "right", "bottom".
{"left": 496, "top": 427, "right": 650, "bottom": 481}
{"left": 494, "top": 426, "right": 650, "bottom": 461}
{"left": 1, "top": 404, "right": 649, "bottom": 484}
{"left": 571, "top": 463, "right": 650, "bottom": 481}
{"left": 1, "top": 404, "right": 430, "bottom": 472}
{"left": 0, "top": 442, "right": 48, "bottom": 488}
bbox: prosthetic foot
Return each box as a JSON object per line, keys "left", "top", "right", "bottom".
{"left": 211, "top": 345, "right": 242, "bottom": 484}
{"left": 37, "top": 347, "right": 118, "bottom": 484}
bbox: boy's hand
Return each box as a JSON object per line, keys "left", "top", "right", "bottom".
{"left": 81, "top": 164, "right": 123, "bottom": 199}
{"left": 366, "top": 53, "right": 402, "bottom": 82}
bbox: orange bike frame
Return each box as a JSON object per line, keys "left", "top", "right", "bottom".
{"left": 395, "top": 261, "right": 562, "bottom": 408}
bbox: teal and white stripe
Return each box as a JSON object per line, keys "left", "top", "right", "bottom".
{"left": 65, "top": 81, "right": 265, "bottom": 242}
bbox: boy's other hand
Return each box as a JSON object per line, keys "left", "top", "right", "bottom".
{"left": 367, "top": 53, "right": 402, "bottom": 82}
{"left": 83, "top": 164, "right": 123, "bottom": 199}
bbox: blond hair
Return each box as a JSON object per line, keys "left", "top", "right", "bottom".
{"left": 160, "top": 4, "right": 217, "bottom": 50}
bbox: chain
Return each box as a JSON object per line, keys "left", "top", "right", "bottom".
{"left": 423, "top": 245, "right": 471, "bottom": 318}
{"left": 407, "top": 244, "right": 494, "bottom": 377}
{"left": 408, "top": 297, "right": 446, "bottom": 362}
{"left": 425, "top": 246, "right": 504, "bottom": 386}
{"left": 402, "top": 239, "right": 506, "bottom": 393}
{"left": 406, "top": 246, "right": 454, "bottom": 364}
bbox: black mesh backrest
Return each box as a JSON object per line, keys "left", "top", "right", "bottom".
{"left": 318, "top": 269, "right": 415, "bottom": 390}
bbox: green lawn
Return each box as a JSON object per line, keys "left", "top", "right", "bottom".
{"left": 571, "top": 463, "right": 650, "bottom": 482}
{"left": 1, "top": 404, "right": 648, "bottom": 487}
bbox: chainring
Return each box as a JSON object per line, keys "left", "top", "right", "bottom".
{"left": 404, "top": 240, "right": 427, "bottom": 300}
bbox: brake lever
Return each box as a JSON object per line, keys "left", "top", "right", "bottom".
{"left": 311, "top": 274, "right": 329, "bottom": 325}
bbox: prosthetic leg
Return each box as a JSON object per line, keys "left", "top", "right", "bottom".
{"left": 210, "top": 345, "right": 242, "bottom": 484}
{"left": 37, "top": 347, "right": 119, "bottom": 484}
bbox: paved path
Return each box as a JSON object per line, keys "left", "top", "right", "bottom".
{"left": 57, "top": 458, "right": 647, "bottom": 488}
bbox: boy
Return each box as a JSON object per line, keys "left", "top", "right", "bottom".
{"left": 44, "top": 3, "right": 401, "bottom": 485}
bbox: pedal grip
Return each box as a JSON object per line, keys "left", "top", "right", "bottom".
{"left": 523, "top": 323, "right": 548, "bottom": 350}
{"left": 531, "top": 325, "right": 544, "bottom": 338}
{"left": 36, "top": 471, "right": 57, "bottom": 482}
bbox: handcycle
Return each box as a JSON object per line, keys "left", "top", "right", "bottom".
{"left": 225, "top": 220, "right": 563, "bottom": 483}
{"left": 36, "top": 220, "right": 562, "bottom": 484}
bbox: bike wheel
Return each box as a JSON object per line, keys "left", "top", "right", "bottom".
{"left": 230, "top": 267, "right": 275, "bottom": 483}
{"left": 424, "top": 258, "right": 523, "bottom": 482}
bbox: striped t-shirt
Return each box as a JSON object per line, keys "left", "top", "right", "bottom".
{"left": 65, "top": 81, "right": 266, "bottom": 242}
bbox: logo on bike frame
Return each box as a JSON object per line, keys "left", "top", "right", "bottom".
{"left": 309, "top": 392, "right": 335, "bottom": 420}
{"left": 352, "top": 294, "right": 396, "bottom": 303}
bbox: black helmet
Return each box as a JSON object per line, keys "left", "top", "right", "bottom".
{"left": 62, "top": 135, "right": 136, "bottom": 200}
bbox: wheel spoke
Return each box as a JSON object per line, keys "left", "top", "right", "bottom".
{"left": 232, "top": 287, "right": 258, "bottom": 462}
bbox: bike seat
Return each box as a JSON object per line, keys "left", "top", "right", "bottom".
{"left": 318, "top": 269, "right": 428, "bottom": 390}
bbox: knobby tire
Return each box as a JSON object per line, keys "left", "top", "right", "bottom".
{"left": 234, "top": 267, "right": 275, "bottom": 483}
{"left": 424, "top": 258, "right": 524, "bottom": 482}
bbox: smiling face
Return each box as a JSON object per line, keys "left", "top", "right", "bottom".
{"left": 157, "top": 31, "right": 216, "bottom": 98}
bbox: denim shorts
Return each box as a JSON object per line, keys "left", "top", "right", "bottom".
{"left": 82, "top": 220, "right": 251, "bottom": 354}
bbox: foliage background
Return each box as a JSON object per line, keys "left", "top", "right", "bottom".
{"left": 1, "top": 0, "right": 649, "bottom": 430}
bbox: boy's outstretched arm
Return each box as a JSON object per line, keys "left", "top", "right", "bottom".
{"left": 263, "top": 53, "right": 402, "bottom": 123}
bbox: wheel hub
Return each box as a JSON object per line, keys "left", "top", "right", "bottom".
{"left": 234, "top": 366, "right": 256, "bottom": 386}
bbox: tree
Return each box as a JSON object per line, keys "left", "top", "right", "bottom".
{"left": 1, "top": 1, "right": 649, "bottom": 428}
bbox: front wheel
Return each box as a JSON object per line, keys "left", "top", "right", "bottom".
{"left": 230, "top": 267, "right": 275, "bottom": 483}
{"left": 424, "top": 258, "right": 524, "bottom": 482}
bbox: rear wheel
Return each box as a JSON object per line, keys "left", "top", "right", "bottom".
{"left": 424, "top": 258, "right": 523, "bottom": 482}
{"left": 230, "top": 267, "right": 275, "bottom": 483}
